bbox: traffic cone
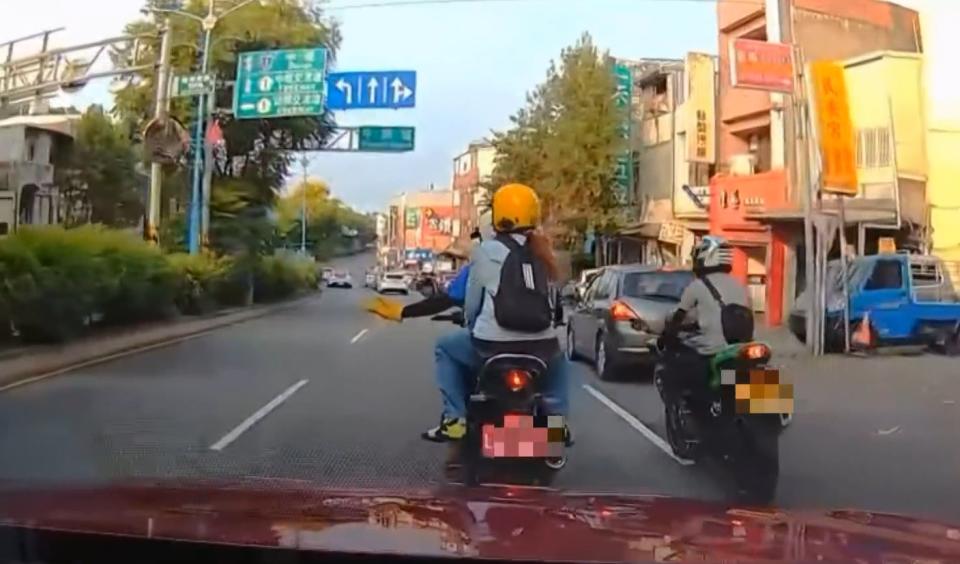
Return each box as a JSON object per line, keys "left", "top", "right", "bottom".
{"left": 852, "top": 311, "right": 873, "bottom": 350}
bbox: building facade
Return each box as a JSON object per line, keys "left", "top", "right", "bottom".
{"left": 711, "top": 0, "right": 923, "bottom": 325}
{"left": 383, "top": 189, "right": 457, "bottom": 268}
{"left": 451, "top": 140, "right": 496, "bottom": 251}
{"left": 0, "top": 114, "right": 77, "bottom": 235}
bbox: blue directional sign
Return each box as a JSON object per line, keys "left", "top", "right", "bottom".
{"left": 234, "top": 47, "right": 328, "bottom": 120}
{"left": 326, "top": 71, "right": 417, "bottom": 110}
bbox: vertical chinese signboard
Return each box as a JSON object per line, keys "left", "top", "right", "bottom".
{"left": 809, "top": 61, "right": 858, "bottom": 195}
{"left": 404, "top": 207, "right": 420, "bottom": 229}
{"left": 686, "top": 52, "right": 716, "bottom": 163}
{"left": 613, "top": 62, "right": 634, "bottom": 205}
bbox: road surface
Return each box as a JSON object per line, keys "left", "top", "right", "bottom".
{"left": 1, "top": 252, "right": 958, "bottom": 523}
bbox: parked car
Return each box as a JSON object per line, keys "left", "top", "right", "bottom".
{"left": 326, "top": 270, "right": 353, "bottom": 288}
{"left": 320, "top": 267, "right": 334, "bottom": 283}
{"left": 566, "top": 265, "right": 694, "bottom": 380}
{"left": 377, "top": 271, "right": 410, "bottom": 295}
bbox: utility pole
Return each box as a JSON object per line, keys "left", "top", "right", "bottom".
{"left": 201, "top": 91, "right": 215, "bottom": 249}
{"left": 147, "top": 18, "right": 172, "bottom": 244}
{"left": 300, "top": 154, "right": 309, "bottom": 254}
{"left": 187, "top": 11, "right": 214, "bottom": 255}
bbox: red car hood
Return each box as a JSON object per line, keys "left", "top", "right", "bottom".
{"left": 1, "top": 479, "right": 959, "bottom": 562}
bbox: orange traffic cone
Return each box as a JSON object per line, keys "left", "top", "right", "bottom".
{"left": 852, "top": 311, "right": 873, "bottom": 350}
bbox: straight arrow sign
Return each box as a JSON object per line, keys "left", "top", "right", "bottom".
{"left": 325, "top": 70, "right": 417, "bottom": 110}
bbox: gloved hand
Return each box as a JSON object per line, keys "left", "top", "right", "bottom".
{"left": 364, "top": 296, "right": 404, "bottom": 322}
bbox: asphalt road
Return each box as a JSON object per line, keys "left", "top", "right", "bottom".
{"left": 2, "top": 252, "right": 959, "bottom": 523}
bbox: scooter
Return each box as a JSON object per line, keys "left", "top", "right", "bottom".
{"left": 653, "top": 335, "right": 788, "bottom": 504}
{"left": 430, "top": 309, "right": 567, "bottom": 487}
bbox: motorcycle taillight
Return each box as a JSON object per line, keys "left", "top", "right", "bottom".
{"left": 504, "top": 369, "right": 531, "bottom": 392}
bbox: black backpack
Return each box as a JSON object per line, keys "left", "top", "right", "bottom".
{"left": 700, "top": 275, "right": 754, "bottom": 344}
{"left": 492, "top": 233, "right": 553, "bottom": 333}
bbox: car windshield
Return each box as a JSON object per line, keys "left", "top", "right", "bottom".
{"left": 4, "top": 0, "right": 960, "bottom": 560}
{"left": 622, "top": 271, "right": 694, "bottom": 300}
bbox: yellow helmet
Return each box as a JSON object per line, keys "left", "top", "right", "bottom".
{"left": 491, "top": 183, "right": 541, "bottom": 232}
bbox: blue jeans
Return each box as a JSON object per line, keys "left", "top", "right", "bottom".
{"left": 434, "top": 328, "right": 570, "bottom": 419}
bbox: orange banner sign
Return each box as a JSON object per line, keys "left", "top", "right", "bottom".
{"left": 810, "top": 60, "right": 859, "bottom": 196}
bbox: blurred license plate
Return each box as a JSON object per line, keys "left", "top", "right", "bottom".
{"left": 481, "top": 415, "right": 565, "bottom": 458}
{"left": 721, "top": 368, "right": 794, "bottom": 415}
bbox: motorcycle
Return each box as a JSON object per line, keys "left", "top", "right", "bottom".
{"left": 422, "top": 280, "right": 567, "bottom": 487}
{"left": 653, "top": 335, "right": 788, "bottom": 504}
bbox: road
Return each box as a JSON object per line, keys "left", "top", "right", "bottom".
{"left": 1, "top": 252, "right": 959, "bottom": 523}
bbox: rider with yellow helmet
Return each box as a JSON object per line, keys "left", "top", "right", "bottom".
{"left": 419, "top": 183, "right": 571, "bottom": 443}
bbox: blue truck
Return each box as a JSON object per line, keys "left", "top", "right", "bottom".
{"left": 788, "top": 253, "right": 960, "bottom": 354}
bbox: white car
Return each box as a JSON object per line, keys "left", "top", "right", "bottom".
{"left": 326, "top": 270, "right": 353, "bottom": 288}
{"left": 377, "top": 272, "right": 409, "bottom": 295}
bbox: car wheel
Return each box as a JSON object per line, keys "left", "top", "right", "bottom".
{"left": 596, "top": 337, "right": 617, "bottom": 381}
{"left": 565, "top": 327, "right": 581, "bottom": 362}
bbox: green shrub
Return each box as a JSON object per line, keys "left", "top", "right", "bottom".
{"left": 0, "top": 226, "right": 177, "bottom": 343}
{"left": 167, "top": 253, "right": 234, "bottom": 315}
{"left": 253, "top": 254, "right": 318, "bottom": 303}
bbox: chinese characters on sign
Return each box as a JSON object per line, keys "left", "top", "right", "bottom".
{"left": 404, "top": 208, "right": 420, "bottom": 229}
{"left": 729, "top": 39, "right": 794, "bottom": 93}
{"left": 810, "top": 60, "right": 858, "bottom": 196}
{"left": 685, "top": 52, "right": 716, "bottom": 163}
{"left": 234, "top": 48, "right": 327, "bottom": 120}
{"left": 612, "top": 62, "right": 634, "bottom": 206}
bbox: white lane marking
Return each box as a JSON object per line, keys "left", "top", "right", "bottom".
{"left": 581, "top": 383, "right": 694, "bottom": 466}
{"left": 350, "top": 328, "right": 369, "bottom": 344}
{"left": 209, "top": 379, "right": 309, "bottom": 451}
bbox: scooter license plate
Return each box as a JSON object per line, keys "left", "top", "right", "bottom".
{"left": 481, "top": 415, "right": 565, "bottom": 458}
{"left": 721, "top": 368, "right": 794, "bottom": 415}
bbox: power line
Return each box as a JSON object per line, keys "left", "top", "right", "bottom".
{"left": 322, "top": 0, "right": 756, "bottom": 12}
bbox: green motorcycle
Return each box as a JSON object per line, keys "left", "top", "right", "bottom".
{"left": 654, "top": 340, "right": 791, "bottom": 504}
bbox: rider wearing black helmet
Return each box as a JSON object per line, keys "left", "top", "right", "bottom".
{"left": 662, "top": 236, "right": 753, "bottom": 398}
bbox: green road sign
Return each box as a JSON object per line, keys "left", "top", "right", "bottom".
{"left": 234, "top": 47, "right": 327, "bottom": 120}
{"left": 357, "top": 126, "right": 415, "bottom": 152}
{"left": 172, "top": 73, "right": 214, "bottom": 97}
{"left": 613, "top": 62, "right": 634, "bottom": 205}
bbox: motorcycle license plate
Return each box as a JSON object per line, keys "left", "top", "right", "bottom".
{"left": 721, "top": 368, "right": 794, "bottom": 415}
{"left": 481, "top": 415, "right": 565, "bottom": 458}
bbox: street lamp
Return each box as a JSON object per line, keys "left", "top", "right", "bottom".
{"left": 149, "top": 0, "right": 269, "bottom": 254}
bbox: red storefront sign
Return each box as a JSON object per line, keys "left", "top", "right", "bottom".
{"left": 708, "top": 170, "right": 788, "bottom": 242}
{"left": 729, "top": 39, "right": 795, "bottom": 93}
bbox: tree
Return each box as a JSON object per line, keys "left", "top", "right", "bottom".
{"left": 57, "top": 106, "right": 143, "bottom": 227}
{"left": 112, "top": 0, "right": 341, "bottom": 247}
{"left": 490, "top": 33, "right": 627, "bottom": 245}
{"left": 277, "top": 178, "right": 374, "bottom": 257}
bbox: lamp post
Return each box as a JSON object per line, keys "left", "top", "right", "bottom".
{"left": 149, "top": 0, "right": 267, "bottom": 254}
{"left": 300, "top": 154, "right": 309, "bottom": 255}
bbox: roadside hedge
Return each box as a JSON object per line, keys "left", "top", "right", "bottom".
{"left": 0, "top": 227, "right": 318, "bottom": 344}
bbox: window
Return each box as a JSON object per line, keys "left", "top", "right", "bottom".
{"left": 622, "top": 271, "right": 694, "bottom": 300}
{"left": 26, "top": 142, "right": 36, "bottom": 162}
{"left": 593, "top": 271, "right": 614, "bottom": 300}
{"left": 864, "top": 260, "right": 903, "bottom": 290}
{"left": 453, "top": 191, "right": 461, "bottom": 206}
{"left": 856, "top": 127, "right": 891, "bottom": 169}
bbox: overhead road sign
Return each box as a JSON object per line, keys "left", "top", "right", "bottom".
{"left": 172, "top": 73, "right": 215, "bottom": 97}
{"left": 234, "top": 47, "right": 327, "bottom": 120}
{"left": 326, "top": 71, "right": 417, "bottom": 110}
{"left": 358, "top": 126, "right": 415, "bottom": 152}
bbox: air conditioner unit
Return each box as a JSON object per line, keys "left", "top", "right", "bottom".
{"left": 729, "top": 154, "right": 756, "bottom": 176}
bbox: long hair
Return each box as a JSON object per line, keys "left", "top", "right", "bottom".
{"left": 526, "top": 229, "right": 560, "bottom": 282}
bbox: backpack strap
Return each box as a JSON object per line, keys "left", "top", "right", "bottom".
{"left": 700, "top": 275, "right": 726, "bottom": 306}
{"left": 495, "top": 232, "right": 524, "bottom": 252}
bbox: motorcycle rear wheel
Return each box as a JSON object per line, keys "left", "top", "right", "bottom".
{"left": 732, "top": 420, "right": 780, "bottom": 505}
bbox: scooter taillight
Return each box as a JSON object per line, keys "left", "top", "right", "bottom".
{"left": 504, "top": 369, "right": 531, "bottom": 392}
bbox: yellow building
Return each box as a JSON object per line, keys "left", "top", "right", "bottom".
{"left": 842, "top": 51, "right": 927, "bottom": 238}
{"left": 888, "top": 0, "right": 960, "bottom": 274}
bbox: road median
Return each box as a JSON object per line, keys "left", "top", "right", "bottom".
{"left": 0, "top": 294, "right": 320, "bottom": 392}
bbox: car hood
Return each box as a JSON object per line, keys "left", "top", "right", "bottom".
{"left": 1, "top": 480, "right": 959, "bottom": 562}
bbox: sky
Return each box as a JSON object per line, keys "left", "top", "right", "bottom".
{"left": 2, "top": 0, "right": 718, "bottom": 212}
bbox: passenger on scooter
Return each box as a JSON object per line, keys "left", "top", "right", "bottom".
{"left": 661, "top": 236, "right": 753, "bottom": 398}
{"left": 427, "top": 184, "right": 571, "bottom": 443}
